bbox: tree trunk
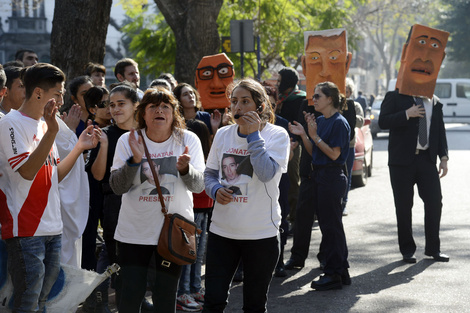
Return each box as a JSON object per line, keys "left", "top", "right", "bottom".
{"left": 155, "top": 0, "right": 223, "bottom": 85}
{"left": 50, "top": 0, "right": 113, "bottom": 81}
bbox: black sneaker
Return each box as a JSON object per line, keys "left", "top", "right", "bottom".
{"left": 311, "top": 274, "right": 342, "bottom": 291}
{"left": 284, "top": 258, "right": 304, "bottom": 270}
{"left": 274, "top": 265, "right": 287, "bottom": 277}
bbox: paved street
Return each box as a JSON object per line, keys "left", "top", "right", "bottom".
{"left": 80, "top": 124, "right": 470, "bottom": 313}
{"left": 223, "top": 124, "right": 470, "bottom": 313}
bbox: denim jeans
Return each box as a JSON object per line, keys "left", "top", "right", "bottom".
{"left": 202, "top": 232, "right": 279, "bottom": 313}
{"left": 5, "top": 235, "right": 62, "bottom": 313}
{"left": 178, "top": 212, "right": 208, "bottom": 295}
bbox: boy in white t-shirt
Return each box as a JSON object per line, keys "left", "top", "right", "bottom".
{"left": 0, "top": 63, "right": 100, "bottom": 312}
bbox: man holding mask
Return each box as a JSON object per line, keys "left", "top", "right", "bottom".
{"left": 379, "top": 24, "right": 450, "bottom": 263}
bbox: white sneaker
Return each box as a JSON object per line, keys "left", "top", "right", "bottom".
{"left": 191, "top": 288, "right": 205, "bottom": 303}
{"left": 176, "top": 294, "right": 202, "bottom": 312}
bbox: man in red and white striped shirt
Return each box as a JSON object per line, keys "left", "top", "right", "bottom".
{"left": 0, "top": 63, "right": 100, "bottom": 312}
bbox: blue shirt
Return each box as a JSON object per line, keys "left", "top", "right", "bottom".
{"left": 312, "top": 112, "right": 350, "bottom": 166}
{"left": 195, "top": 111, "right": 213, "bottom": 135}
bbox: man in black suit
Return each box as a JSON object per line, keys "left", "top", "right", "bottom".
{"left": 379, "top": 24, "right": 450, "bottom": 263}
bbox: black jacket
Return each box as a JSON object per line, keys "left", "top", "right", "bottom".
{"left": 379, "top": 90, "right": 448, "bottom": 166}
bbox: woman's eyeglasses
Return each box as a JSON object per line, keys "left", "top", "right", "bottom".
{"left": 96, "top": 100, "right": 108, "bottom": 109}
{"left": 312, "top": 94, "right": 322, "bottom": 100}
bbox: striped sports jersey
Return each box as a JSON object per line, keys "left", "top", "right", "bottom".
{"left": 0, "top": 110, "right": 62, "bottom": 239}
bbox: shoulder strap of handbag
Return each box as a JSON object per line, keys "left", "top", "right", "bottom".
{"left": 137, "top": 129, "right": 167, "bottom": 215}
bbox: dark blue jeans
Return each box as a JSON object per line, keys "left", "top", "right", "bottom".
{"left": 313, "top": 167, "right": 349, "bottom": 275}
{"left": 203, "top": 232, "right": 279, "bottom": 313}
{"left": 117, "top": 241, "right": 182, "bottom": 313}
{"left": 6, "top": 235, "right": 62, "bottom": 313}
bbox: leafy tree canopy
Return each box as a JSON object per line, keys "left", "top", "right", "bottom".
{"left": 438, "top": 0, "right": 470, "bottom": 64}
{"left": 119, "top": 0, "right": 362, "bottom": 81}
{"left": 350, "top": 0, "right": 442, "bottom": 85}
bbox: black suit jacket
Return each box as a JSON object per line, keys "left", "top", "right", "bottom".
{"left": 379, "top": 90, "right": 448, "bottom": 166}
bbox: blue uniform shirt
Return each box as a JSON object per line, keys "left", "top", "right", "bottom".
{"left": 312, "top": 112, "right": 350, "bottom": 166}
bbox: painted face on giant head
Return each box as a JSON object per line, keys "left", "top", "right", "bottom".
{"left": 301, "top": 29, "right": 351, "bottom": 105}
{"left": 395, "top": 24, "right": 449, "bottom": 98}
{"left": 195, "top": 53, "right": 234, "bottom": 110}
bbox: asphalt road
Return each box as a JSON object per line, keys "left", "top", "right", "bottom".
{"left": 79, "top": 124, "right": 470, "bottom": 313}
{"left": 223, "top": 123, "right": 470, "bottom": 313}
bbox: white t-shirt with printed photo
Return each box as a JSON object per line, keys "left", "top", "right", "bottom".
{"left": 0, "top": 110, "right": 62, "bottom": 239}
{"left": 111, "top": 129, "right": 205, "bottom": 245}
{"left": 206, "top": 123, "right": 289, "bottom": 240}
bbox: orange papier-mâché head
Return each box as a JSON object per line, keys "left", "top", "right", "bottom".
{"left": 301, "top": 28, "right": 352, "bottom": 105}
{"left": 395, "top": 24, "right": 449, "bottom": 98}
{"left": 195, "top": 53, "right": 235, "bottom": 110}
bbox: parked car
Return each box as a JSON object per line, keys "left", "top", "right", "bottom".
{"left": 352, "top": 118, "right": 373, "bottom": 187}
{"left": 369, "top": 96, "right": 384, "bottom": 138}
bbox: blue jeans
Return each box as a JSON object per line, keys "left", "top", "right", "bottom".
{"left": 202, "top": 232, "right": 279, "bottom": 313}
{"left": 5, "top": 235, "right": 62, "bottom": 313}
{"left": 178, "top": 212, "right": 208, "bottom": 295}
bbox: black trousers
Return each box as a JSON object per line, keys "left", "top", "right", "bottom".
{"left": 118, "top": 242, "right": 182, "bottom": 313}
{"left": 289, "top": 174, "right": 316, "bottom": 263}
{"left": 389, "top": 152, "right": 443, "bottom": 256}
{"left": 203, "top": 233, "right": 279, "bottom": 313}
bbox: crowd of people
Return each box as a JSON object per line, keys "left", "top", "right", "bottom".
{"left": 0, "top": 22, "right": 451, "bottom": 313}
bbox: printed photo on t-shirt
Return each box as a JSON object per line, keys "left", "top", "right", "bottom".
{"left": 220, "top": 153, "right": 253, "bottom": 196}
{"left": 140, "top": 157, "right": 178, "bottom": 195}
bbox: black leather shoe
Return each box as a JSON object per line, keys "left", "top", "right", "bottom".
{"left": 403, "top": 254, "right": 417, "bottom": 263}
{"left": 341, "top": 269, "right": 352, "bottom": 285}
{"left": 425, "top": 252, "right": 450, "bottom": 262}
{"left": 284, "top": 258, "right": 304, "bottom": 270}
{"left": 274, "top": 265, "right": 287, "bottom": 277}
{"left": 311, "top": 274, "right": 342, "bottom": 291}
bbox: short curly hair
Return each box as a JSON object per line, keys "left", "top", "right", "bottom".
{"left": 136, "top": 87, "right": 186, "bottom": 141}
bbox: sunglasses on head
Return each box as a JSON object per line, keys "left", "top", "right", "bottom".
{"left": 96, "top": 100, "right": 108, "bottom": 109}
{"left": 312, "top": 94, "right": 322, "bottom": 100}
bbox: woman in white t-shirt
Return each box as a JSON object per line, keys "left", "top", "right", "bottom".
{"left": 203, "top": 78, "right": 290, "bottom": 312}
{"left": 109, "top": 87, "right": 205, "bottom": 313}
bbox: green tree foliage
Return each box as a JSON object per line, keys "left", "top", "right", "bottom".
{"left": 219, "top": 0, "right": 359, "bottom": 80}
{"left": 120, "top": 2, "right": 176, "bottom": 79}
{"left": 439, "top": 0, "right": 470, "bottom": 65}
{"left": 120, "top": 0, "right": 361, "bottom": 82}
{"left": 350, "top": 0, "right": 441, "bottom": 85}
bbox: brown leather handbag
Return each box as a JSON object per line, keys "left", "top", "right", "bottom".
{"left": 138, "top": 130, "right": 199, "bottom": 266}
